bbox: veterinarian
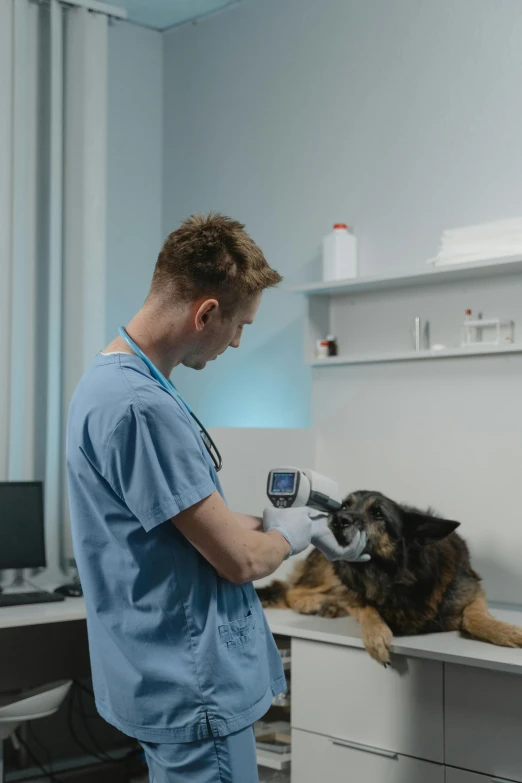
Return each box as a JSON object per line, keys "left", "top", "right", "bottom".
{"left": 66, "top": 213, "right": 369, "bottom": 783}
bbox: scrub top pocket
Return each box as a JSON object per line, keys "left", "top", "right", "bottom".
{"left": 219, "top": 610, "right": 256, "bottom": 649}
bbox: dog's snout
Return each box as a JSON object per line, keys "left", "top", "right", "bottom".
{"left": 333, "top": 512, "right": 358, "bottom": 529}
{"left": 330, "top": 511, "right": 364, "bottom": 546}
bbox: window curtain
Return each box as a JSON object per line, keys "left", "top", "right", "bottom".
{"left": 0, "top": 0, "right": 110, "bottom": 579}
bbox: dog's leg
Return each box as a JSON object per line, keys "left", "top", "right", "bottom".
{"left": 283, "top": 552, "right": 347, "bottom": 617}
{"left": 285, "top": 585, "right": 345, "bottom": 617}
{"left": 257, "top": 551, "right": 341, "bottom": 613}
{"left": 256, "top": 581, "right": 289, "bottom": 609}
{"left": 348, "top": 605, "right": 393, "bottom": 665}
{"left": 461, "top": 593, "right": 522, "bottom": 647}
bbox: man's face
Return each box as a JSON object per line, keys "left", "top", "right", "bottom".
{"left": 183, "top": 292, "right": 262, "bottom": 370}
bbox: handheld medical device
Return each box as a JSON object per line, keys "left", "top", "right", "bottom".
{"left": 267, "top": 468, "right": 342, "bottom": 512}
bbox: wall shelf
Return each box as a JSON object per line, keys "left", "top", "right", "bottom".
{"left": 289, "top": 254, "right": 522, "bottom": 297}
{"left": 309, "top": 343, "right": 522, "bottom": 367}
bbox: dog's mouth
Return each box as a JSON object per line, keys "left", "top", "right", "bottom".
{"left": 329, "top": 514, "right": 365, "bottom": 547}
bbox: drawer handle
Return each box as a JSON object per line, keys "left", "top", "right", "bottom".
{"left": 331, "top": 737, "right": 398, "bottom": 760}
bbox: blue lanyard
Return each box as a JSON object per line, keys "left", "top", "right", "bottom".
{"left": 117, "top": 326, "right": 193, "bottom": 414}
{"left": 116, "top": 326, "right": 222, "bottom": 473}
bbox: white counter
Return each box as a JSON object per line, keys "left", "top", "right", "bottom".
{"left": 2, "top": 597, "right": 522, "bottom": 676}
{"left": 0, "top": 597, "right": 87, "bottom": 629}
{"left": 264, "top": 606, "right": 522, "bottom": 675}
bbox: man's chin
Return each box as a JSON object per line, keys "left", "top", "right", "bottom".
{"left": 182, "top": 359, "right": 207, "bottom": 371}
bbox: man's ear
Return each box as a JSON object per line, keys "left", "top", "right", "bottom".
{"left": 403, "top": 511, "right": 460, "bottom": 544}
{"left": 195, "top": 299, "right": 218, "bottom": 330}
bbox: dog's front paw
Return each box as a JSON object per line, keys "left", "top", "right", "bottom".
{"left": 497, "top": 624, "right": 522, "bottom": 648}
{"left": 362, "top": 622, "right": 393, "bottom": 666}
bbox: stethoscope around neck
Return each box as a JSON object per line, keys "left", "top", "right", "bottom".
{"left": 117, "top": 326, "right": 223, "bottom": 473}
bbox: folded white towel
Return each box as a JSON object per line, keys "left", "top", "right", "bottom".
{"left": 437, "top": 242, "right": 522, "bottom": 256}
{"left": 428, "top": 217, "right": 522, "bottom": 266}
{"left": 429, "top": 248, "right": 522, "bottom": 266}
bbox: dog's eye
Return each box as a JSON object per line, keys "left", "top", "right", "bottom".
{"left": 371, "top": 506, "right": 384, "bottom": 520}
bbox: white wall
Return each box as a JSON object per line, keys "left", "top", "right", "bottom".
{"left": 106, "top": 21, "right": 163, "bottom": 344}
{"left": 163, "top": 0, "right": 522, "bottom": 603}
{"left": 163, "top": 0, "right": 522, "bottom": 278}
{"left": 162, "top": 0, "right": 522, "bottom": 432}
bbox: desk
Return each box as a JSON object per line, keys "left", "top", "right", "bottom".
{"left": 0, "top": 598, "right": 89, "bottom": 690}
{"left": 0, "top": 597, "right": 87, "bottom": 630}
{"left": 2, "top": 598, "right": 521, "bottom": 674}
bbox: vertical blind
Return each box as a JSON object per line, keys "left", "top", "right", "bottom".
{"left": 0, "top": 0, "right": 114, "bottom": 576}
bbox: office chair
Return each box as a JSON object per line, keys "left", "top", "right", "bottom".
{"left": 0, "top": 680, "right": 72, "bottom": 782}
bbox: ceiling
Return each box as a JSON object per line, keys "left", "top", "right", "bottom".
{"left": 106, "top": 0, "right": 248, "bottom": 31}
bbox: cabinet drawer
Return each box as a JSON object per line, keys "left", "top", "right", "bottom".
{"left": 291, "top": 728, "right": 444, "bottom": 783}
{"left": 446, "top": 769, "right": 517, "bottom": 783}
{"left": 445, "top": 663, "right": 522, "bottom": 781}
{"left": 291, "top": 638, "right": 443, "bottom": 761}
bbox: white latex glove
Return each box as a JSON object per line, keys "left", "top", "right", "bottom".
{"left": 310, "top": 512, "right": 371, "bottom": 562}
{"left": 262, "top": 506, "right": 314, "bottom": 557}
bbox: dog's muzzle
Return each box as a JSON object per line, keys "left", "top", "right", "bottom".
{"left": 330, "top": 513, "right": 363, "bottom": 545}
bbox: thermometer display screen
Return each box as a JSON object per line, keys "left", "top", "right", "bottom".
{"left": 271, "top": 473, "right": 296, "bottom": 494}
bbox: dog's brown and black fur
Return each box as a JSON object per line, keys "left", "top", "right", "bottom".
{"left": 258, "top": 491, "right": 522, "bottom": 665}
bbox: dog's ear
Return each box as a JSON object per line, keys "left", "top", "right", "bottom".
{"left": 403, "top": 511, "right": 460, "bottom": 544}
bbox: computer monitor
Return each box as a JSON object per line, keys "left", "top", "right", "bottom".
{"left": 0, "top": 482, "right": 46, "bottom": 570}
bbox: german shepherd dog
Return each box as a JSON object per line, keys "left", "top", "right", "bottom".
{"left": 258, "top": 491, "right": 522, "bottom": 665}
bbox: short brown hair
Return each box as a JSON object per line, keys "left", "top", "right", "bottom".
{"left": 150, "top": 213, "right": 282, "bottom": 314}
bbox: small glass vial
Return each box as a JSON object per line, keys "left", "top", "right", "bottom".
{"left": 413, "top": 317, "right": 421, "bottom": 351}
{"left": 461, "top": 309, "right": 474, "bottom": 346}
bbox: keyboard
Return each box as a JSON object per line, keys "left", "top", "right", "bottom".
{"left": 0, "top": 590, "right": 65, "bottom": 607}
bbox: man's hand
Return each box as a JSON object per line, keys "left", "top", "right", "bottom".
{"left": 172, "top": 492, "right": 290, "bottom": 583}
{"left": 310, "top": 512, "right": 370, "bottom": 562}
{"left": 262, "top": 507, "right": 314, "bottom": 557}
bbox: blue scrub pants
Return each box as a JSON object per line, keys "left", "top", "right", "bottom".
{"left": 141, "top": 725, "right": 259, "bottom": 783}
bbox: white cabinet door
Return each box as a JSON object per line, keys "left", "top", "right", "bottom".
{"left": 445, "top": 663, "right": 522, "bottom": 781}
{"left": 446, "top": 768, "right": 516, "bottom": 783}
{"left": 291, "top": 729, "right": 444, "bottom": 783}
{"left": 291, "top": 638, "right": 444, "bottom": 762}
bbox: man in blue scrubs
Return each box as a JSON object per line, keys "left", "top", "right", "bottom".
{"left": 66, "top": 214, "right": 368, "bottom": 782}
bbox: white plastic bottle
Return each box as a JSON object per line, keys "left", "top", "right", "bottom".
{"left": 322, "top": 223, "right": 358, "bottom": 281}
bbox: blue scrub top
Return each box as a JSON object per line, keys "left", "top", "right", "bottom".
{"left": 66, "top": 352, "right": 285, "bottom": 743}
